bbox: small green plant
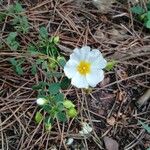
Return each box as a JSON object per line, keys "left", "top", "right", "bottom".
{"left": 28, "top": 27, "right": 77, "bottom": 130}
{"left": 8, "top": 2, "right": 24, "bottom": 13}
{"left": 105, "top": 60, "right": 117, "bottom": 71}
{"left": 38, "top": 26, "right": 60, "bottom": 57}
{"left": 9, "top": 58, "right": 24, "bottom": 75}
{"left": 6, "top": 32, "right": 20, "bottom": 50}
{"left": 28, "top": 26, "right": 66, "bottom": 78}
{"left": 0, "top": 2, "right": 29, "bottom": 33}
{"left": 12, "top": 15, "right": 29, "bottom": 34}
{"left": 10, "top": 2, "right": 30, "bottom": 33}
{"left": 131, "top": 2, "right": 150, "bottom": 28}
{"left": 34, "top": 82, "right": 77, "bottom": 131}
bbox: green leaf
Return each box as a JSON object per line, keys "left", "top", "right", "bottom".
{"left": 44, "top": 116, "right": 53, "bottom": 131}
{"left": 46, "top": 72, "right": 63, "bottom": 78}
{"left": 48, "top": 83, "right": 60, "bottom": 95}
{"left": 43, "top": 104, "right": 52, "bottom": 113}
{"left": 50, "top": 106, "right": 59, "bottom": 117}
{"left": 146, "top": 11, "right": 150, "bottom": 19}
{"left": 45, "top": 123, "right": 52, "bottom": 131}
{"left": 21, "top": 16, "right": 29, "bottom": 32}
{"left": 15, "top": 65, "right": 24, "bottom": 75}
{"left": 39, "top": 26, "right": 48, "bottom": 39}
{"left": 14, "top": 2, "right": 24, "bottom": 13}
{"left": 9, "top": 58, "right": 24, "bottom": 75}
{"left": 139, "top": 120, "right": 150, "bottom": 133}
{"left": 16, "top": 16, "right": 29, "bottom": 33}
{"left": 12, "top": 15, "right": 20, "bottom": 25}
{"left": 140, "top": 13, "right": 147, "bottom": 21}
{"left": 42, "top": 61, "right": 48, "bottom": 70}
{"left": 44, "top": 116, "right": 54, "bottom": 124}
{"left": 60, "top": 77, "right": 71, "bottom": 89}
{"left": 48, "top": 61, "right": 57, "bottom": 69}
{"left": 145, "top": 19, "right": 150, "bottom": 28}
{"left": 12, "top": 15, "right": 29, "bottom": 33}
{"left": 57, "top": 111, "right": 67, "bottom": 122}
{"left": 63, "top": 100, "right": 75, "bottom": 109}
{"left": 53, "top": 93, "right": 64, "bottom": 103}
{"left": 105, "top": 60, "right": 117, "bottom": 71}
{"left": 53, "top": 36, "right": 60, "bottom": 44}
{"left": 35, "top": 111, "right": 43, "bottom": 123}
{"left": 31, "top": 64, "right": 37, "bottom": 75}
{"left": 57, "top": 56, "right": 66, "bottom": 68}
{"left": 32, "top": 82, "right": 47, "bottom": 90}
{"left": 51, "top": 47, "right": 59, "bottom": 58}
{"left": 146, "top": 2, "right": 150, "bottom": 10}
{"left": 6, "top": 32, "right": 17, "bottom": 41}
{"left": 27, "top": 44, "right": 37, "bottom": 52}
{"left": 9, "top": 58, "right": 17, "bottom": 66}
{"left": 36, "top": 59, "right": 44, "bottom": 65}
{"left": 12, "top": 42, "right": 20, "bottom": 50}
{"left": 67, "top": 107, "right": 78, "bottom": 118}
{"left": 6, "top": 32, "right": 20, "bottom": 50}
{"left": 131, "top": 5, "right": 145, "bottom": 15}
{"left": 147, "top": 2, "right": 150, "bottom": 10}
{"left": 57, "top": 102, "right": 64, "bottom": 111}
{"left": 38, "top": 91, "right": 47, "bottom": 97}
{"left": 8, "top": 2, "right": 24, "bottom": 13}
{"left": 0, "top": 12, "right": 6, "bottom": 22}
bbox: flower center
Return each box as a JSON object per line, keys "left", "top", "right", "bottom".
{"left": 77, "top": 61, "right": 91, "bottom": 75}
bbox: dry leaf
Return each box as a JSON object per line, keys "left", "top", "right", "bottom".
{"left": 107, "top": 28, "right": 129, "bottom": 41}
{"left": 116, "top": 91, "right": 127, "bottom": 102}
{"left": 104, "top": 136, "right": 119, "bottom": 150}
{"left": 92, "top": 0, "right": 115, "bottom": 13}
{"left": 107, "top": 116, "right": 116, "bottom": 126}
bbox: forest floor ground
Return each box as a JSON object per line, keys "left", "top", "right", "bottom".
{"left": 0, "top": 0, "right": 150, "bottom": 150}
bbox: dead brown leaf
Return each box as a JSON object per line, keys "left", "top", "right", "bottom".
{"left": 92, "top": 0, "right": 115, "bottom": 13}
{"left": 104, "top": 136, "right": 119, "bottom": 150}
{"left": 106, "top": 116, "right": 116, "bottom": 126}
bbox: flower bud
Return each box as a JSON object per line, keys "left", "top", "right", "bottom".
{"left": 36, "top": 98, "right": 47, "bottom": 105}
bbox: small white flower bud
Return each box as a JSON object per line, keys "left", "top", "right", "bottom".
{"left": 36, "top": 98, "right": 47, "bottom": 105}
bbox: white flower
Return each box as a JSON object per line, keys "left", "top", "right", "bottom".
{"left": 79, "top": 122, "right": 93, "bottom": 135}
{"left": 36, "top": 98, "right": 47, "bottom": 105}
{"left": 64, "top": 46, "right": 107, "bottom": 88}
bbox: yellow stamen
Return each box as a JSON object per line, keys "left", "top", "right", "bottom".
{"left": 77, "top": 61, "right": 91, "bottom": 75}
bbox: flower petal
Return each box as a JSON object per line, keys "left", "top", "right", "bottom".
{"left": 86, "top": 49, "right": 99, "bottom": 61}
{"left": 86, "top": 49, "right": 107, "bottom": 69}
{"left": 71, "top": 72, "right": 89, "bottom": 88}
{"left": 80, "top": 46, "right": 91, "bottom": 52}
{"left": 70, "top": 46, "right": 91, "bottom": 61}
{"left": 64, "top": 59, "right": 77, "bottom": 78}
{"left": 70, "top": 48, "right": 81, "bottom": 62}
{"left": 80, "top": 46, "right": 91, "bottom": 60}
{"left": 86, "top": 69, "right": 104, "bottom": 87}
{"left": 92, "top": 56, "right": 107, "bottom": 69}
